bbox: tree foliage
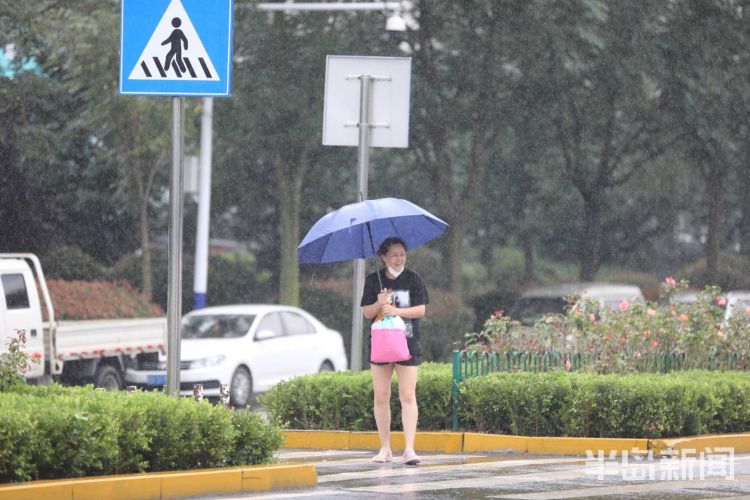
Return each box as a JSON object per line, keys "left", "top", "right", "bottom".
{"left": 2, "top": 0, "right": 750, "bottom": 310}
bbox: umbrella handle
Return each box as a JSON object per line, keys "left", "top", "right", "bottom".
{"left": 366, "top": 222, "right": 384, "bottom": 290}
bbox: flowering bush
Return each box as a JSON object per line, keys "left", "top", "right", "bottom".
{"left": 0, "top": 331, "right": 41, "bottom": 391}
{"left": 43, "top": 280, "right": 163, "bottom": 320}
{"left": 464, "top": 278, "right": 750, "bottom": 373}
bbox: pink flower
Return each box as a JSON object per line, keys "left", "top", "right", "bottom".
{"left": 644, "top": 329, "right": 652, "bottom": 337}
{"left": 717, "top": 331, "right": 726, "bottom": 339}
{"left": 677, "top": 314, "right": 689, "bottom": 322}
{"left": 619, "top": 300, "right": 629, "bottom": 311}
{"left": 646, "top": 308, "right": 656, "bottom": 317}
{"left": 652, "top": 340, "right": 659, "bottom": 348}
{"left": 589, "top": 313, "right": 596, "bottom": 322}
{"left": 665, "top": 276, "right": 677, "bottom": 287}
{"left": 716, "top": 296, "right": 727, "bottom": 307}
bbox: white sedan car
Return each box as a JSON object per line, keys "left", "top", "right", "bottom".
{"left": 124, "top": 304, "right": 348, "bottom": 408}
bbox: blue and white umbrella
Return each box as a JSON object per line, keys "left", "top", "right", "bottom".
{"left": 298, "top": 197, "right": 449, "bottom": 265}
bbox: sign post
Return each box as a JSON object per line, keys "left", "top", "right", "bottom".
{"left": 322, "top": 55, "right": 412, "bottom": 371}
{"left": 120, "top": 0, "right": 233, "bottom": 396}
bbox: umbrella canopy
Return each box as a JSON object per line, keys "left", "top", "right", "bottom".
{"left": 298, "top": 198, "right": 449, "bottom": 264}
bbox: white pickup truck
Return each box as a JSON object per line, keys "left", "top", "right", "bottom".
{"left": 0, "top": 253, "right": 167, "bottom": 389}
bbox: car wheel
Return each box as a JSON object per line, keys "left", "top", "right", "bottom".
{"left": 94, "top": 365, "right": 123, "bottom": 391}
{"left": 319, "top": 361, "right": 334, "bottom": 373}
{"left": 230, "top": 366, "right": 253, "bottom": 409}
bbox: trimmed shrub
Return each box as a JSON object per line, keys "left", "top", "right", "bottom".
{"left": 45, "top": 279, "right": 163, "bottom": 320}
{"left": 229, "top": 410, "right": 283, "bottom": 466}
{"left": 0, "top": 384, "right": 283, "bottom": 483}
{"left": 260, "top": 363, "right": 451, "bottom": 431}
{"left": 261, "top": 365, "right": 750, "bottom": 439}
{"left": 41, "top": 246, "right": 109, "bottom": 281}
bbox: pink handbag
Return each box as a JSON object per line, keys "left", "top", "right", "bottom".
{"left": 370, "top": 316, "right": 411, "bottom": 363}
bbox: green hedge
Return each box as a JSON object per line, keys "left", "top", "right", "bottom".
{"left": 261, "top": 365, "right": 750, "bottom": 439}
{"left": 0, "top": 385, "right": 283, "bottom": 483}
{"left": 460, "top": 371, "right": 750, "bottom": 438}
{"left": 260, "top": 363, "right": 452, "bottom": 431}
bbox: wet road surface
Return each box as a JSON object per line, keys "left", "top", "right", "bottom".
{"left": 192, "top": 449, "right": 750, "bottom": 499}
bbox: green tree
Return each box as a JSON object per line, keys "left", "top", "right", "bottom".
{"left": 8, "top": 1, "right": 186, "bottom": 298}
{"left": 217, "top": 6, "right": 393, "bottom": 305}
{"left": 537, "top": 1, "right": 677, "bottom": 280}
{"left": 660, "top": 0, "right": 750, "bottom": 283}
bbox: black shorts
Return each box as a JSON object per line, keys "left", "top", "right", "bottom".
{"left": 370, "top": 355, "right": 421, "bottom": 367}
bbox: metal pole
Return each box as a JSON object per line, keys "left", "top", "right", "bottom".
{"left": 193, "top": 97, "right": 213, "bottom": 310}
{"left": 166, "top": 96, "right": 185, "bottom": 397}
{"left": 350, "top": 75, "right": 372, "bottom": 372}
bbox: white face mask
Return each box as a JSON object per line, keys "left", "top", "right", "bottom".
{"left": 387, "top": 266, "right": 403, "bottom": 279}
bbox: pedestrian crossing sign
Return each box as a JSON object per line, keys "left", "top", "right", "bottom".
{"left": 120, "top": 0, "right": 234, "bottom": 96}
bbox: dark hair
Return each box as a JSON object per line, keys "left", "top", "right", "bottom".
{"left": 377, "top": 237, "right": 407, "bottom": 256}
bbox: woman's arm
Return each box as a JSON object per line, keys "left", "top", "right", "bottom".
{"left": 381, "top": 303, "right": 425, "bottom": 319}
{"left": 362, "top": 289, "right": 393, "bottom": 319}
{"left": 362, "top": 301, "right": 381, "bottom": 319}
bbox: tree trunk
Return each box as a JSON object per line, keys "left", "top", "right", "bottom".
{"left": 521, "top": 232, "right": 535, "bottom": 284}
{"left": 275, "top": 151, "right": 304, "bottom": 306}
{"left": 704, "top": 162, "right": 725, "bottom": 283}
{"left": 740, "top": 151, "right": 750, "bottom": 257}
{"left": 446, "top": 218, "right": 464, "bottom": 297}
{"left": 139, "top": 198, "right": 153, "bottom": 301}
{"left": 579, "top": 193, "right": 603, "bottom": 281}
{"left": 277, "top": 187, "right": 301, "bottom": 306}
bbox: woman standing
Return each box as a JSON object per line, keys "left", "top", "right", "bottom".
{"left": 361, "top": 237, "right": 428, "bottom": 465}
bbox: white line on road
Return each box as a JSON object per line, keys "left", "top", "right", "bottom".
{"left": 489, "top": 477, "right": 750, "bottom": 499}
{"left": 318, "top": 456, "right": 584, "bottom": 483}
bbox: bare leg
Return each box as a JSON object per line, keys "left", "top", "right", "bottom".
{"left": 395, "top": 364, "right": 419, "bottom": 458}
{"left": 371, "top": 363, "right": 395, "bottom": 461}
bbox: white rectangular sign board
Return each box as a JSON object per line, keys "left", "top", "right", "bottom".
{"left": 322, "top": 55, "right": 411, "bottom": 148}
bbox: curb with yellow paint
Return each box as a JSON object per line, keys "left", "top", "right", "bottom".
{"left": 282, "top": 429, "right": 750, "bottom": 457}
{"left": 4, "top": 431, "right": 750, "bottom": 499}
{"left": 0, "top": 463, "right": 316, "bottom": 500}
{"left": 651, "top": 433, "right": 750, "bottom": 455}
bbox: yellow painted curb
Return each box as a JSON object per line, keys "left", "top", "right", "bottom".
{"left": 160, "top": 469, "right": 242, "bottom": 498}
{"left": 349, "top": 431, "right": 390, "bottom": 450}
{"left": 242, "top": 463, "right": 318, "bottom": 492}
{"left": 650, "top": 433, "right": 750, "bottom": 455}
{"left": 0, "top": 464, "right": 316, "bottom": 500}
{"left": 279, "top": 430, "right": 750, "bottom": 458}
{"left": 415, "top": 432, "right": 464, "bottom": 453}
{"left": 282, "top": 430, "right": 349, "bottom": 449}
{"left": 463, "top": 433, "right": 528, "bottom": 453}
{"left": 0, "top": 481, "right": 73, "bottom": 500}
{"left": 527, "top": 437, "right": 648, "bottom": 456}
{"left": 283, "top": 430, "right": 464, "bottom": 453}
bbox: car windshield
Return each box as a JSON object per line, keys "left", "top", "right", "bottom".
{"left": 510, "top": 297, "right": 568, "bottom": 326}
{"left": 181, "top": 314, "right": 256, "bottom": 339}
